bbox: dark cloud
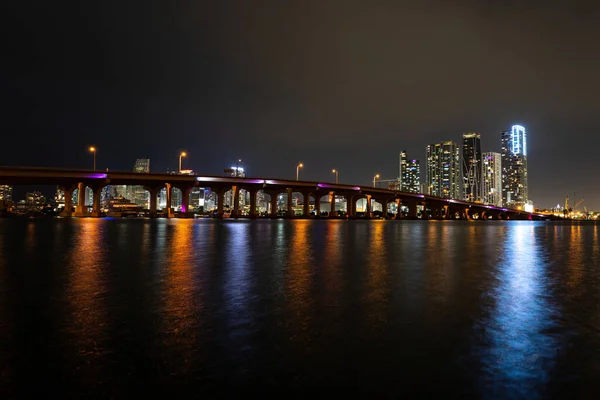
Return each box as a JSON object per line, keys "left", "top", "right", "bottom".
{"left": 2, "top": 0, "right": 600, "bottom": 208}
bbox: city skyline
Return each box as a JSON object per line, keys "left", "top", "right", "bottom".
{"left": 0, "top": 122, "right": 587, "bottom": 211}
{"left": 3, "top": 1, "right": 600, "bottom": 210}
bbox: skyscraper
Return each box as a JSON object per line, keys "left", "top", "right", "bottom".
{"left": 426, "top": 144, "right": 441, "bottom": 196}
{"left": 399, "top": 151, "right": 407, "bottom": 189}
{"left": 501, "top": 125, "right": 528, "bottom": 207}
{"left": 482, "top": 152, "right": 502, "bottom": 206}
{"left": 0, "top": 185, "right": 13, "bottom": 202}
{"left": 462, "top": 132, "right": 482, "bottom": 202}
{"left": 426, "top": 141, "right": 459, "bottom": 199}
{"left": 132, "top": 159, "right": 150, "bottom": 208}
{"left": 399, "top": 151, "right": 420, "bottom": 193}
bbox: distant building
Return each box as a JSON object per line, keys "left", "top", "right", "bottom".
{"left": 387, "top": 180, "right": 400, "bottom": 191}
{"left": 399, "top": 151, "right": 420, "bottom": 193}
{"left": 204, "top": 189, "right": 217, "bottom": 211}
{"left": 0, "top": 185, "right": 13, "bottom": 202}
{"left": 426, "top": 141, "right": 459, "bottom": 199}
{"left": 501, "top": 125, "right": 528, "bottom": 207}
{"left": 224, "top": 166, "right": 246, "bottom": 209}
{"left": 462, "top": 132, "right": 482, "bottom": 202}
{"left": 132, "top": 159, "right": 150, "bottom": 208}
{"left": 482, "top": 152, "right": 502, "bottom": 206}
{"left": 26, "top": 191, "right": 46, "bottom": 210}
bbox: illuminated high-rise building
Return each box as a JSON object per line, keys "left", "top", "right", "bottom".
{"left": 26, "top": 191, "right": 46, "bottom": 210}
{"left": 399, "top": 151, "right": 420, "bottom": 193}
{"left": 482, "top": 152, "right": 502, "bottom": 206}
{"left": 132, "top": 159, "right": 150, "bottom": 208}
{"left": 399, "top": 151, "right": 407, "bottom": 189}
{"left": 501, "top": 125, "right": 528, "bottom": 207}
{"left": 0, "top": 185, "right": 13, "bottom": 202}
{"left": 224, "top": 165, "right": 246, "bottom": 210}
{"left": 462, "top": 132, "right": 482, "bottom": 202}
{"left": 426, "top": 141, "right": 459, "bottom": 199}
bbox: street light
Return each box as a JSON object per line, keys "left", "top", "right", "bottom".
{"left": 179, "top": 152, "right": 187, "bottom": 173}
{"left": 296, "top": 163, "right": 303, "bottom": 181}
{"left": 373, "top": 174, "right": 380, "bottom": 187}
{"left": 89, "top": 146, "right": 96, "bottom": 171}
{"left": 332, "top": 169, "right": 338, "bottom": 184}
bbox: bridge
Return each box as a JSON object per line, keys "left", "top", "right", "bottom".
{"left": 0, "top": 166, "right": 550, "bottom": 220}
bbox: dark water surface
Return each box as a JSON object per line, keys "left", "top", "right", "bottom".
{"left": 1, "top": 219, "right": 600, "bottom": 398}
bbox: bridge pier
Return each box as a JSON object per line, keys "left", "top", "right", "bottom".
{"left": 90, "top": 186, "right": 102, "bottom": 217}
{"left": 286, "top": 188, "right": 294, "bottom": 218}
{"left": 314, "top": 194, "right": 321, "bottom": 217}
{"left": 179, "top": 186, "right": 193, "bottom": 217}
{"left": 365, "top": 195, "right": 372, "bottom": 218}
{"left": 329, "top": 192, "right": 336, "bottom": 217}
{"left": 249, "top": 189, "right": 258, "bottom": 218}
{"left": 148, "top": 186, "right": 159, "bottom": 218}
{"left": 231, "top": 185, "right": 240, "bottom": 218}
{"left": 268, "top": 191, "right": 278, "bottom": 218}
{"left": 380, "top": 199, "right": 389, "bottom": 219}
{"left": 403, "top": 200, "right": 418, "bottom": 219}
{"left": 163, "top": 183, "right": 174, "bottom": 218}
{"left": 59, "top": 185, "right": 75, "bottom": 217}
{"left": 393, "top": 198, "right": 402, "bottom": 219}
{"left": 346, "top": 195, "right": 355, "bottom": 218}
{"left": 73, "top": 182, "right": 89, "bottom": 217}
{"left": 302, "top": 191, "right": 311, "bottom": 218}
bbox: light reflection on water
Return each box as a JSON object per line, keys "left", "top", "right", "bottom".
{"left": 482, "top": 223, "right": 559, "bottom": 397}
{"left": 0, "top": 219, "right": 599, "bottom": 397}
{"left": 284, "top": 220, "right": 314, "bottom": 343}
{"left": 364, "top": 221, "right": 389, "bottom": 329}
{"left": 64, "top": 219, "right": 110, "bottom": 389}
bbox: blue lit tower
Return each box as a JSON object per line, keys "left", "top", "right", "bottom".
{"left": 501, "top": 125, "right": 528, "bottom": 207}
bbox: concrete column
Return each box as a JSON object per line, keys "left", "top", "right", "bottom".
{"left": 381, "top": 199, "right": 388, "bottom": 218}
{"left": 74, "top": 182, "right": 88, "bottom": 217}
{"left": 91, "top": 186, "right": 102, "bottom": 217}
{"left": 270, "top": 192, "right": 278, "bottom": 218}
{"left": 62, "top": 186, "right": 74, "bottom": 217}
{"left": 232, "top": 185, "right": 240, "bottom": 218}
{"left": 346, "top": 195, "right": 354, "bottom": 218}
{"left": 249, "top": 189, "right": 258, "bottom": 218}
{"left": 287, "top": 188, "right": 294, "bottom": 218}
{"left": 404, "top": 200, "right": 418, "bottom": 219}
{"left": 464, "top": 208, "right": 472, "bottom": 221}
{"left": 394, "top": 198, "right": 402, "bottom": 219}
{"left": 302, "top": 192, "right": 311, "bottom": 218}
{"left": 366, "top": 195, "right": 372, "bottom": 218}
{"left": 149, "top": 187, "right": 159, "bottom": 218}
{"left": 217, "top": 188, "right": 225, "bottom": 218}
{"left": 329, "top": 192, "right": 336, "bottom": 217}
{"left": 165, "top": 183, "right": 173, "bottom": 218}
{"left": 442, "top": 206, "right": 450, "bottom": 219}
{"left": 315, "top": 194, "right": 321, "bottom": 216}
{"left": 181, "top": 187, "right": 192, "bottom": 217}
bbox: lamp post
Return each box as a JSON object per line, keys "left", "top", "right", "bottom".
{"left": 179, "top": 152, "right": 187, "bottom": 173}
{"left": 89, "top": 146, "right": 96, "bottom": 171}
{"left": 296, "top": 163, "right": 303, "bottom": 181}
{"left": 373, "top": 174, "right": 380, "bottom": 188}
{"left": 332, "top": 169, "right": 338, "bottom": 184}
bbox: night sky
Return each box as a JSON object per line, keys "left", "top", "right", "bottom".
{"left": 3, "top": 1, "right": 600, "bottom": 209}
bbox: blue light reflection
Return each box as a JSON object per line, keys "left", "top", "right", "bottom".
{"left": 481, "top": 223, "right": 559, "bottom": 397}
